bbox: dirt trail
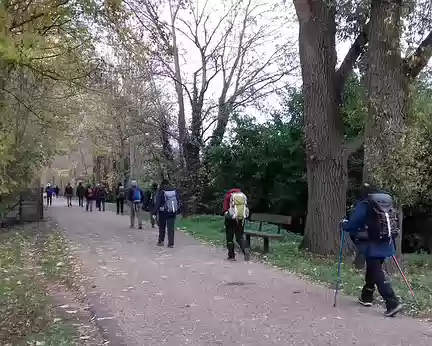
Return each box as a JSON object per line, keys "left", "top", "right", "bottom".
{"left": 49, "top": 199, "right": 432, "bottom": 346}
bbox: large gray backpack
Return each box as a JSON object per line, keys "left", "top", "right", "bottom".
{"left": 164, "top": 190, "right": 178, "bottom": 214}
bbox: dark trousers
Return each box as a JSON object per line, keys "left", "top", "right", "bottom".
{"left": 66, "top": 195, "right": 72, "bottom": 206}
{"left": 225, "top": 218, "right": 246, "bottom": 258}
{"left": 47, "top": 195, "right": 52, "bottom": 206}
{"left": 150, "top": 211, "right": 157, "bottom": 227}
{"left": 98, "top": 198, "right": 105, "bottom": 211}
{"left": 158, "top": 214, "right": 176, "bottom": 246}
{"left": 78, "top": 196, "right": 84, "bottom": 207}
{"left": 362, "top": 258, "right": 399, "bottom": 308}
{"left": 86, "top": 199, "right": 93, "bottom": 211}
{"left": 116, "top": 198, "right": 124, "bottom": 214}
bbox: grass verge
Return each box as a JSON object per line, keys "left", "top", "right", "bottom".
{"left": 178, "top": 214, "right": 432, "bottom": 318}
{"left": 0, "top": 226, "right": 77, "bottom": 345}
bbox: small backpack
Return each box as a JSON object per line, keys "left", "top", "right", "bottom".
{"left": 228, "top": 192, "right": 249, "bottom": 220}
{"left": 118, "top": 186, "right": 125, "bottom": 199}
{"left": 367, "top": 193, "right": 399, "bottom": 241}
{"left": 164, "top": 190, "right": 178, "bottom": 214}
{"left": 87, "top": 188, "right": 93, "bottom": 198}
{"left": 132, "top": 187, "right": 142, "bottom": 203}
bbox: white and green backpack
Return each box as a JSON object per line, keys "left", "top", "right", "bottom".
{"left": 228, "top": 192, "right": 249, "bottom": 220}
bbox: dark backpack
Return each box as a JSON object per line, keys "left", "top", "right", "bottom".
{"left": 164, "top": 190, "right": 178, "bottom": 214}
{"left": 367, "top": 193, "right": 399, "bottom": 241}
{"left": 118, "top": 186, "right": 126, "bottom": 199}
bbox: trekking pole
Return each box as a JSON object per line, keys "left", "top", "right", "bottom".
{"left": 391, "top": 255, "right": 420, "bottom": 308}
{"left": 333, "top": 222, "right": 345, "bottom": 307}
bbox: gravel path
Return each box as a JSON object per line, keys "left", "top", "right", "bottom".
{"left": 49, "top": 199, "right": 432, "bottom": 346}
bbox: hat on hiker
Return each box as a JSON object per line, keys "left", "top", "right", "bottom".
{"left": 131, "top": 180, "right": 138, "bottom": 187}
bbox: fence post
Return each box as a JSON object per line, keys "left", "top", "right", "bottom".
{"left": 40, "top": 187, "right": 44, "bottom": 220}
{"left": 18, "top": 193, "right": 23, "bottom": 224}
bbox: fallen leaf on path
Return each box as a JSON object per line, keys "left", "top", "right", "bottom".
{"left": 66, "top": 310, "right": 77, "bottom": 314}
{"left": 334, "top": 316, "right": 343, "bottom": 320}
{"left": 60, "top": 304, "right": 69, "bottom": 308}
{"left": 97, "top": 316, "right": 115, "bottom": 321}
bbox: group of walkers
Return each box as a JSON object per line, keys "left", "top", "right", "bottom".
{"left": 45, "top": 178, "right": 404, "bottom": 317}
{"left": 46, "top": 179, "right": 181, "bottom": 248}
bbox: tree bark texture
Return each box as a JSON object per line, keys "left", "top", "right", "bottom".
{"left": 294, "top": 1, "right": 348, "bottom": 256}
{"left": 363, "top": 0, "right": 408, "bottom": 189}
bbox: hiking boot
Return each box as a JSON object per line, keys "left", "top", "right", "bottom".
{"left": 359, "top": 286, "right": 374, "bottom": 307}
{"left": 157, "top": 241, "right": 164, "bottom": 246}
{"left": 244, "top": 248, "right": 251, "bottom": 261}
{"left": 138, "top": 225, "right": 143, "bottom": 229}
{"left": 130, "top": 225, "right": 134, "bottom": 228}
{"left": 358, "top": 297, "right": 373, "bottom": 307}
{"left": 167, "top": 244, "right": 174, "bottom": 248}
{"left": 227, "top": 257, "right": 236, "bottom": 261}
{"left": 384, "top": 303, "right": 403, "bottom": 317}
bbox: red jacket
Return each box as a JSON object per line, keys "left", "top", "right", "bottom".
{"left": 223, "top": 188, "right": 241, "bottom": 213}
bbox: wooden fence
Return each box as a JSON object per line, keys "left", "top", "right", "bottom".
{"left": 0, "top": 188, "right": 44, "bottom": 228}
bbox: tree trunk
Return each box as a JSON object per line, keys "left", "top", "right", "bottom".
{"left": 294, "top": 1, "right": 348, "bottom": 255}
{"left": 363, "top": 0, "right": 408, "bottom": 188}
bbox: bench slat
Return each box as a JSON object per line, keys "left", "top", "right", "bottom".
{"left": 244, "top": 230, "right": 284, "bottom": 238}
{"left": 250, "top": 213, "right": 292, "bottom": 225}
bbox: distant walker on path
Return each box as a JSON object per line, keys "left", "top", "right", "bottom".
{"left": 128, "top": 180, "right": 144, "bottom": 229}
{"left": 65, "top": 183, "right": 73, "bottom": 207}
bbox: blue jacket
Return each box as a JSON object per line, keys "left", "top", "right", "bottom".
{"left": 343, "top": 200, "right": 395, "bottom": 259}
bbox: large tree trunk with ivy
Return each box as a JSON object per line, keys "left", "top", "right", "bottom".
{"left": 363, "top": 1, "right": 432, "bottom": 265}
{"left": 294, "top": 1, "right": 368, "bottom": 255}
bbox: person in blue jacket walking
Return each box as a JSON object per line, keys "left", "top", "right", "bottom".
{"left": 343, "top": 184, "right": 402, "bottom": 317}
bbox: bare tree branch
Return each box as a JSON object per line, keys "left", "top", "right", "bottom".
{"left": 404, "top": 30, "right": 432, "bottom": 79}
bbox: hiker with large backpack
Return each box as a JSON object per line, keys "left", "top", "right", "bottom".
{"left": 128, "top": 180, "right": 144, "bottom": 229}
{"left": 223, "top": 186, "right": 250, "bottom": 261}
{"left": 342, "top": 184, "right": 402, "bottom": 317}
{"left": 143, "top": 183, "right": 158, "bottom": 228}
{"left": 152, "top": 179, "right": 180, "bottom": 248}
{"left": 115, "top": 182, "right": 126, "bottom": 215}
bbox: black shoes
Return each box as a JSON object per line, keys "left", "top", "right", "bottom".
{"left": 358, "top": 297, "right": 373, "bottom": 307}
{"left": 384, "top": 303, "right": 403, "bottom": 317}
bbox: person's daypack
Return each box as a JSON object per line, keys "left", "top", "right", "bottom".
{"left": 132, "top": 187, "right": 142, "bottom": 203}
{"left": 87, "top": 188, "right": 93, "bottom": 198}
{"left": 163, "top": 190, "right": 178, "bottom": 214}
{"left": 367, "top": 193, "right": 399, "bottom": 241}
{"left": 118, "top": 186, "right": 125, "bottom": 199}
{"left": 228, "top": 192, "right": 249, "bottom": 220}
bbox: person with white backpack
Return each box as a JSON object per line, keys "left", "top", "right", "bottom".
{"left": 152, "top": 179, "right": 181, "bottom": 248}
{"left": 223, "top": 186, "right": 250, "bottom": 261}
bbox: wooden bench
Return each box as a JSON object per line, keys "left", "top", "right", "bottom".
{"left": 244, "top": 213, "right": 292, "bottom": 253}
